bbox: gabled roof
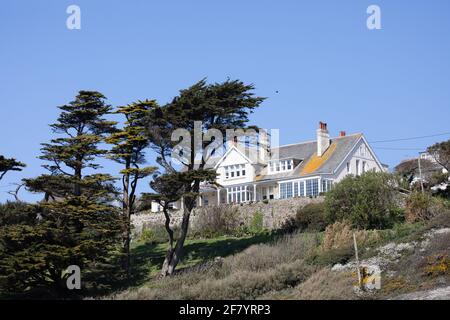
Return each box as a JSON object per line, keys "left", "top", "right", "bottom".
{"left": 256, "top": 133, "right": 363, "bottom": 182}
{"left": 213, "top": 145, "right": 252, "bottom": 169}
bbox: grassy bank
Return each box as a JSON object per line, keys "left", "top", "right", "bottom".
{"left": 110, "top": 211, "right": 449, "bottom": 300}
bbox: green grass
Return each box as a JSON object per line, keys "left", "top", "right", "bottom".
{"left": 128, "top": 232, "right": 277, "bottom": 288}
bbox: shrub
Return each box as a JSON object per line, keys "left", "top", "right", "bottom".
{"left": 221, "top": 233, "right": 320, "bottom": 274}
{"left": 281, "top": 202, "right": 327, "bottom": 233}
{"left": 321, "top": 220, "right": 382, "bottom": 251}
{"left": 427, "top": 209, "right": 450, "bottom": 229}
{"left": 192, "top": 206, "right": 242, "bottom": 238}
{"left": 138, "top": 225, "right": 170, "bottom": 243}
{"left": 291, "top": 268, "right": 356, "bottom": 300}
{"left": 404, "top": 192, "right": 445, "bottom": 223}
{"left": 248, "top": 211, "right": 264, "bottom": 234}
{"left": 324, "top": 172, "right": 403, "bottom": 229}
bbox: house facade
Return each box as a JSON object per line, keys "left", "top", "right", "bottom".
{"left": 151, "top": 122, "right": 386, "bottom": 212}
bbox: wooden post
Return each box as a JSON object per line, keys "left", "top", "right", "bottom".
{"left": 353, "top": 233, "right": 362, "bottom": 289}
{"left": 418, "top": 155, "right": 425, "bottom": 194}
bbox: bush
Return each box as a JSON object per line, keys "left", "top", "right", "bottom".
{"left": 192, "top": 206, "right": 241, "bottom": 238}
{"left": 321, "top": 220, "right": 382, "bottom": 251}
{"left": 324, "top": 172, "right": 403, "bottom": 229}
{"left": 138, "top": 224, "right": 175, "bottom": 244}
{"left": 404, "top": 192, "right": 445, "bottom": 223}
{"left": 290, "top": 268, "right": 356, "bottom": 300}
{"left": 281, "top": 202, "right": 327, "bottom": 233}
{"left": 248, "top": 211, "right": 264, "bottom": 235}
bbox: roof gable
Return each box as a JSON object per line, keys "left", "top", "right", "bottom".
{"left": 214, "top": 145, "right": 252, "bottom": 169}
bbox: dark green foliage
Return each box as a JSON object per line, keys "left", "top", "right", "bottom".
{"left": 2, "top": 91, "right": 124, "bottom": 297}
{"left": 248, "top": 211, "right": 264, "bottom": 234}
{"left": 106, "top": 100, "right": 158, "bottom": 275}
{"left": 0, "top": 199, "right": 122, "bottom": 298}
{"left": 324, "top": 172, "right": 403, "bottom": 229}
{"left": 0, "top": 155, "right": 25, "bottom": 181}
{"left": 281, "top": 203, "right": 327, "bottom": 233}
{"left": 143, "top": 78, "right": 265, "bottom": 275}
{"left": 0, "top": 201, "right": 38, "bottom": 226}
{"left": 35, "top": 90, "right": 116, "bottom": 196}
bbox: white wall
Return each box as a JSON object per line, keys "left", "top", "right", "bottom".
{"left": 333, "top": 138, "right": 383, "bottom": 182}
{"left": 216, "top": 147, "right": 256, "bottom": 186}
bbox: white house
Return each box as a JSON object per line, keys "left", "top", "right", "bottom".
{"left": 151, "top": 122, "right": 386, "bottom": 212}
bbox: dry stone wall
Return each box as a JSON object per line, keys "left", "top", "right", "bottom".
{"left": 132, "top": 197, "right": 324, "bottom": 236}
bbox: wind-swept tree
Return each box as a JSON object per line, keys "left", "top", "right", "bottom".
{"left": 141, "top": 170, "right": 216, "bottom": 273}
{"left": 0, "top": 155, "right": 25, "bottom": 181}
{"left": 144, "top": 79, "right": 265, "bottom": 276}
{"left": 106, "top": 100, "right": 158, "bottom": 275}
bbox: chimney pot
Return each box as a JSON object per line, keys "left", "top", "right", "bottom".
{"left": 339, "top": 131, "right": 346, "bottom": 137}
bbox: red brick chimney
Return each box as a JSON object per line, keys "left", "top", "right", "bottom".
{"left": 339, "top": 131, "right": 346, "bottom": 137}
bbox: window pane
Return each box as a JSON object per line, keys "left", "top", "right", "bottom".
{"left": 312, "top": 179, "right": 319, "bottom": 196}
{"left": 306, "top": 180, "right": 312, "bottom": 196}
{"left": 286, "top": 182, "right": 293, "bottom": 198}
{"left": 294, "top": 182, "right": 298, "bottom": 197}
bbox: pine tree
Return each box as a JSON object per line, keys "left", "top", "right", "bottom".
{"left": 7, "top": 91, "right": 125, "bottom": 296}
{"left": 106, "top": 100, "right": 158, "bottom": 276}
{"left": 144, "top": 79, "right": 265, "bottom": 276}
{"left": 0, "top": 155, "right": 25, "bottom": 181}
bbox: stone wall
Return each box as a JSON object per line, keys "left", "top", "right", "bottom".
{"left": 132, "top": 197, "right": 324, "bottom": 236}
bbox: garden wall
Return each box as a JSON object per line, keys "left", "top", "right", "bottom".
{"left": 132, "top": 197, "right": 324, "bottom": 236}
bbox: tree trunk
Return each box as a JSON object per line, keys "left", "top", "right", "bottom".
{"left": 74, "top": 163, "right": 82, "bottom": 197}
{"left": 160, "top": 205, "right": 175, "bottom": 275}
{"left": 122, "top": 171, "right": 131, "bottom": 277}
{"left": 161, "top": 205, "right": 191, "bottom": 276}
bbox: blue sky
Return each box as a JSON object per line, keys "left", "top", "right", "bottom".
{"left": 1, "top": 0, "right": 450, "bottom": 202}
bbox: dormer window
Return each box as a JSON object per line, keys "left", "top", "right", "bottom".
{"left": 268, "top": 159, "right": 294, "bottom": 174}
{"left": 224, "top": 164, "right": 246, "bottom": 180}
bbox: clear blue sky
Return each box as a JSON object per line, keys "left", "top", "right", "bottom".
{"left": 1, "top": 0, "right": 450, "bottom": 202}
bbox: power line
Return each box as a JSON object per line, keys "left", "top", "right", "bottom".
{"left": 369, "top": 132, "right": 450, "bottom": 144}
{"left": 373, "top": 147, "right": 425, "bottom": 151}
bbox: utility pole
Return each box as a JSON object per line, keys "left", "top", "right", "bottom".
{"left": 418, "top": 153, "right": 425, "bottom": 193}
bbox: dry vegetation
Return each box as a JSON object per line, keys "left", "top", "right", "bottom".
{"left": 110, "top": 201, "right": 450, "bottom": 300}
